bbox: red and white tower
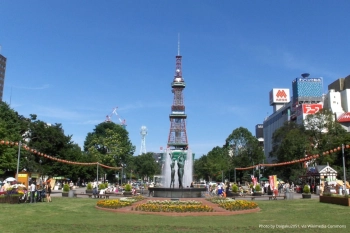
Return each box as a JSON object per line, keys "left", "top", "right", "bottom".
{"left": 167, "top": 44, "right": 188, "bottom": 150}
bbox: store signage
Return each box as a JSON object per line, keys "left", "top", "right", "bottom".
{"left": 269, "top": 88, "right": 290, "bottom": 105}
{"left": 302, "top": 104, "right": 323, "bottom": 114}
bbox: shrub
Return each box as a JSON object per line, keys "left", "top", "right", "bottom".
{"left": 99, "top": 183, "right": 105, "bottom": 190}
{"left": 124, "top": 184, "right": 132, "bottom": 192}
{"left": 63, "top": 184, "right": 70, "bottom": 192}
{"left": 232, "top": 184, "right": 239, "bottom": 193}
{"left": 303, "top": 185, "right": 310, "bottom": 194}
{"left": 255, "top": 184, "right": 262, "bottom": 192}
{"left": 86, "top": 183, "right": 93, "bottom": 190}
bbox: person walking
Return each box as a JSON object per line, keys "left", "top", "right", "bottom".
{"left": 30, "top": 181, "right": 36, "bottom": 203}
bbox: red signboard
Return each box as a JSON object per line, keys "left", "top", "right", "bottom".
{"left": 338, "top": 112, "right": 350, "bottom": 122}
{"left": 302, "top": 104, "right": 322, "bottom": 114}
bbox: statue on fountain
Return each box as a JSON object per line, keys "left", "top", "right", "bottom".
{"left": 170, "top": 155, "right": 176, "bottom": 188}
{"left": 177, "top": 153, "right": 185, "bottom": 188}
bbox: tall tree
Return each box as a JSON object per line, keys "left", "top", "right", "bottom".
{"left": 133, "top": 152, "right": 160, "bottom": 181}
{"left": 26, "top": 116, "right": 83, "bottom": 180}
{"left": 0, "top": 102, "right": 29, "bottom": 176}
{"left": 225, "top": 127, "right": 265, "bottom": 167}
{"left": 84, "top": 122, "right": 135, "bottom": 180}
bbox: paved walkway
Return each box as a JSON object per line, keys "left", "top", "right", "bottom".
{"left": 51, "top": 187, "right": 320, "bottom": 200}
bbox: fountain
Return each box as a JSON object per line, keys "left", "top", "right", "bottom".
{"left": 148, "top": 148, "right": 206, "bottom": 198}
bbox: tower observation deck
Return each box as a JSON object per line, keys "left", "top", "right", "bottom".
{"left": 167, "top": 52, "right": 188, "bottom": 150}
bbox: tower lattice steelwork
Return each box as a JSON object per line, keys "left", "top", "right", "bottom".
{"left": 167, "top": 47, "right": 188, "bottom": 150}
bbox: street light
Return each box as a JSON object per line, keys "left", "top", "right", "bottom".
{"left": 130, "top": 170, "right": 133, "bottom": 183}
{"left": 342, "top": 144, "right": 347, "bottom": 195}
{"left": 15, "top": 141, "right": 22, "bottom": 181}
{"left": 120, "top": 163, "right": 126, "bottom": 185}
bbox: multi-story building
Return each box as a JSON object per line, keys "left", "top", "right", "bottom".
{"left": 263, "top": 73, "right": 324, "bottom": 163}
{"left": 0, "top": 53, "right": 7, "bottom": 102}
{"left": 324, "top": 75, "right": 350, "bottom": 131}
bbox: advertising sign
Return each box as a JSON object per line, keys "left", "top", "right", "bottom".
{"left": 302, "top": 104, "right": 323, "bottom": 114}
{"left": 269, "top": 89, "right": 290, "bottom": 105}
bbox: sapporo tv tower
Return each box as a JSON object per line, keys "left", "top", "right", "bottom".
{"left": 167, "top": 39, "right": 188, "bottom": 149}
{"left": 163, "top": 38, "right": 193, "bottom": 189}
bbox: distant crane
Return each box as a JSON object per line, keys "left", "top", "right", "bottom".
{"left": 105, "top": 107, "right": 127, "bottom": 129}
{"left": 140, "top": 126, "right": 147, "bottom": 154}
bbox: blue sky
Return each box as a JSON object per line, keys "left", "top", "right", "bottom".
{"left": 1, "top": 1, "right": 350, "bottom": 158}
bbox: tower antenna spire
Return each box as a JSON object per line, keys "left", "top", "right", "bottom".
{"left": 177, "top": 33, "right": 180, "bottom": 56}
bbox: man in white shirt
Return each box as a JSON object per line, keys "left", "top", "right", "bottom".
{"left": 92, "top": 181, "right": 98, "bottom": 198}
{"left": 30, "top": 181, "right": 36, "bottom": 203}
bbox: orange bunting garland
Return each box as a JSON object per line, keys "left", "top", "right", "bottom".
{"left": 3, "top": 138, "right": 348, "bottom": 171}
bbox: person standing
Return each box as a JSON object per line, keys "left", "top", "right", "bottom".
{"left": 30, "top": 181, "right": 36, "bottom": 203}
{"left": 92, "top": 181, "right": 98, "bottom": 198}
{"left": 45, "top": 182, "right": 52, "bottom": 202}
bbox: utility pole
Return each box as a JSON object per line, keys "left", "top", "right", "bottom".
{"left": 16, "top": 141, "right": 21, "bottom": 180}
{"left": 234, "top": 168, "right": 236, "bottom": 183}
{"left": 342, "top": 144, "right": 347, "bottom": 195}
{"left": 96, "top": 163, "right": 99, "bottom": 184}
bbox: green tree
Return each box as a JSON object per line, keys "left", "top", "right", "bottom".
{"left": 0, "top": 102, "right": 29, "bottom": 176}
{"left": 26, "top": 116, "right": 83, "bottom": 180}
{"left": 84, "top": 122, "right": 135, "bottom": 181}
{"left": 133, "top": 152, "right": 160, "bottom": 181}
{"left": 270, "top": 122, "right": 309, "bottom": 162}
{"left": 304, "top": 109, "right": 350, "bottom": 166}
{"left": 224, "top": 127, "right": 265, "bottom": 182}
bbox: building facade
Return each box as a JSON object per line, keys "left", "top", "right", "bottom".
{"left": 263, "top": 73, "right": 324, "bottom": 163}
{"left": 0, "top": 54, "right": 7, "bottom": 102}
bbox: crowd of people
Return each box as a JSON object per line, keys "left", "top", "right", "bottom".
{"left": 205, "top": 180, "right": 299, "bottom": 197}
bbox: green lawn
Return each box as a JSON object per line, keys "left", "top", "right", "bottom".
{"left": 0, "top": 197, "right": 348, "bottom": 233}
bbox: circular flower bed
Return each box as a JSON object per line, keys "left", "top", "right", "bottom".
{"left": 206, "top": 197, "right": 258, "bottom": 211}
{"left": 134, "top": 200, "right": 213, "bottom": 212}
{"left": 96, "top": 196, "right": 144, "bottom": 209}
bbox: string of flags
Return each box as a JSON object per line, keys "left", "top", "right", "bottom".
{"left": 0, "top": 140, "right": 120, "bottom": 170}
{"left": 2, "top": 139, "right": 347, "bottom": 171}
{"left": 234, "top": 145, "right": 348, "bottom": 170}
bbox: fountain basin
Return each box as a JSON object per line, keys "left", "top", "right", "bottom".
{"left": 148, "top": 187, "right": 207, "bottom": 198}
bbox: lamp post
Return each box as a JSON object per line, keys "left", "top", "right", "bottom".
{"left": 228, "top": 147, "right": 234, "bottom": 183}
{"left": 39, "top": 159, "right": 42, "bottom": 175}
{"left": 96, "top": 163, "right": 99, "bottom": 184}
{"left": 342, "top": 144, "right": 347, "bottom": 195}
{"left": 221, "top": 170, "right": 224, "bottom": 183}
{"left": 16, "top": 141, "right": 21, "bottom": 180}
{"left": 234, "top": 168, "right": 236, "bottom": 183}
{"left": 39, "top": 159, "right": 42, "bottom": 188}
{"left": 120, "top": 163, "right": 126, "bottom": 185}
{"left": 130, "top": 170, "right": 133, "bottom": 183}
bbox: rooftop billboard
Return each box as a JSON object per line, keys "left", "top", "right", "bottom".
{"left": 269, "top": 88, "right": 290, "bottom": 105}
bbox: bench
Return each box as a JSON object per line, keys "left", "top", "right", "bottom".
{"left": 170, "top": 198, "right": 180, "bottom": 201}
{"left": 245, "top": 195, "right": 266, "bottom": 200}
{"left": 77, "top": 193, "right": 112, "bottom": 199}
{"left": 268, "top": 195, "right": 286, "bottom": 200}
